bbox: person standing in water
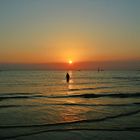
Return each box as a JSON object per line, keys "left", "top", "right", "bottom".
{"left": 66, "top": 73, "right": 70, "bottom": 83}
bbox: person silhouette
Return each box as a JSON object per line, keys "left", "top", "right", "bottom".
{"left": 66, "top": 73, "right": 70, "bottom": 83}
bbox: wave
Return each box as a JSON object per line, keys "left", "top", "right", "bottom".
{"left": 113, "top": 76, "right": 140, "bottom": 82}
{"left": 73, "top": 92, "right": 140, "bottom": 98}
{"left": 0, "top": 109, "right": 140, "bottom": 129}
{"left": 45, "top": 102, "right": 140, "bottom": 107}
{"left": 68, "top": 86, "right": 111, "bottom": 92}
{"left": 0, "top": 92, "right": 40, "bottom": 96}
{"left": 0, "top": 92, "right": 140, "bottom": 101}
{"left": 0, "top": 92, "right": 43, "bottom": 101}
{"left": 0, "top": 102, "right": 140, "bottom": 109}
{"left": 0, "top": 104, "right": 39, "bottom": 108}
{"left": 51, "top": 92, "right": 140, "bottom": 99}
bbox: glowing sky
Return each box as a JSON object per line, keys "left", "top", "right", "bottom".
{"left": 0, "top": 0, "right": 140, "bottom": 65}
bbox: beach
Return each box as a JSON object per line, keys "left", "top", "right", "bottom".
{"left": 0, "top": 70, "right": 140, "bottom": 139}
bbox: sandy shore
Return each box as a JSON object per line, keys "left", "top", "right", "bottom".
{"left": 14, "top": 130, "right": 140, "bottom": 140}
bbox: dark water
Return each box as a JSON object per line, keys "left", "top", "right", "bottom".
{"left": 0, "top": 70, "right": 140, "bottom": 139}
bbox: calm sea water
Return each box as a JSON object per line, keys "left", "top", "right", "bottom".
{"left": 0, "top": 70, "right": 140, "bottom": 139}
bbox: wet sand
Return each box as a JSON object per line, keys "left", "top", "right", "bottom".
{"left": 13, "top": 131, "right": 140, "bottom": 140}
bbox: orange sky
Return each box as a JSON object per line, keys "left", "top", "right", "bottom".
{"left": 0, "top": 0, "right": 140, "bottom": 69}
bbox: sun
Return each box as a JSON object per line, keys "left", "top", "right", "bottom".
{"left": 69, "top": 60, "right": 73, "bottom": 64}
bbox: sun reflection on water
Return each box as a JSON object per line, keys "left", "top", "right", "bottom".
{"left": 58, "top": 106, "right": 90, "bottom": 122}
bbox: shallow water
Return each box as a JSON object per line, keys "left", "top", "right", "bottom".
{"left": 0, "top": 70, "right": 140, "bottom": 139}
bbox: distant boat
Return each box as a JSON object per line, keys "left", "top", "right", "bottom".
{"left": 98, "top": 67, "right": 104, "bottom": 72}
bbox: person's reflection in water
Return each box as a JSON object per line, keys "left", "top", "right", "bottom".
{"left": 66, "top": 73, "right": 70, "bottom": 83}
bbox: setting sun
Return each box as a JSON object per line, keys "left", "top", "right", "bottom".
{"left": 69, "top": 60, "right": 73, "bottom": 64}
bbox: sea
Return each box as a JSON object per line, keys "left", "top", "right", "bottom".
{"left": 0, "top": 70, "right": 140, "bottom": 139}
